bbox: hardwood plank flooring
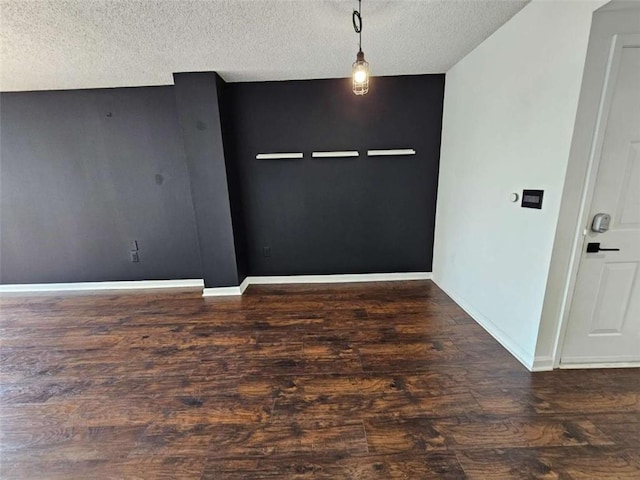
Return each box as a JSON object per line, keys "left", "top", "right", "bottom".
{"left": 0, "top": 280, "right": 638, "bottom": 479}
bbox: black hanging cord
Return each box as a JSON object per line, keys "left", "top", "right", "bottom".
{"left": 352, "top": 0, "right": 362, "bottom": 51}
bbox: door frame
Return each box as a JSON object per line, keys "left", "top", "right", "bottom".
{"left": 537, "top": 2, "right": 640, "bottom": 370}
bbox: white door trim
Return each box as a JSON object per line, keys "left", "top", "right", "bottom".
{"left": 555, "top": 34, "right": 628, "bottom": 367}
{"left": 538, "top": 4, "right": 640, "bottom": 369}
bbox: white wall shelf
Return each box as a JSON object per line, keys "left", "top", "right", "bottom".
{"left": 367, "top": 149, "right": 416, "bottom": 157}
{"left": 311, "top": 151, "right": 359, "bottom": 158}
{"left": 256, "top": 152, "right": 303, "bottom": 160}
{"left": 256, "top": 149, "right": 416, "bottom": 159}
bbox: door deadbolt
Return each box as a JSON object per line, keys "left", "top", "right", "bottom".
{"left": 591, "top": 213, "right": 611, "bottom": 233}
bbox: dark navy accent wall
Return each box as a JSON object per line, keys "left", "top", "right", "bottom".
{"left": 226, "top": 75, "right": 445, "bottom": 276}
{"left": 0, "top": 87, "right": 201, "bottom": 284}
{"left": 0, "top": 73, "right": 444, "bottom": 286}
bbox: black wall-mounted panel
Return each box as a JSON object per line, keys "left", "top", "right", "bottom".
{"left": 521, "top": 189, "right": 544, "bottom": 209}
{"left": 0, "top": 87, "right": 202, "bottom": 284}
{"left": 226, "top": 74, "right": 445, "bottom": 276}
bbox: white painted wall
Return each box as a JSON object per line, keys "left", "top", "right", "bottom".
{"left": 433, "top": 0, "right": 607, "bottom": 370}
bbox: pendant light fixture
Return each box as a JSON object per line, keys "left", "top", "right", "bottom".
{"left": 352, "top": 0, "right": 369, "bottom": 95}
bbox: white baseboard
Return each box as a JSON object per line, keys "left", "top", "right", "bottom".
{"left": 433, "top": 279, "right": 535, "bottom": 372}
{"left": 531, "top": 356, "right": 555, "bottom": 372}
{"left": 239, "top": 276, "right": 250, "bottom": 293}
{"left": 202, "top": 276, "right": 250, "bottom": 297}
{"left": 0, "top": 279, "right": 204, "bottom": 293}
{"left": 247, "top": 272, "right": 432, "bottom": 285}
{"left": 202, "top": 285, "right": 243, "bottom": 297}
{"left": 1, "top": 272, "right": 431, "bottom": 297}
{"left": 202, "top": 272, "right": 431, "bottom": 296}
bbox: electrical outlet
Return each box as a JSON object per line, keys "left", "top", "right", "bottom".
{"left": 130, "top": 251, "right": 140, "bottom": 263}
{"left": 262, "top": 246, "right": 271, "bottom": 258}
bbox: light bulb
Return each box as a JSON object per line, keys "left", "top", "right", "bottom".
{"left": 351, "top": 50, "right": 369, "bottom": 95}
{"left": 353, "top": 69, "right": 367, "bottom": 84}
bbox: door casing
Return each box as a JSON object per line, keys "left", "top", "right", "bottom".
{"left": 537, "top": 1, "right": 640, "bottom": 370}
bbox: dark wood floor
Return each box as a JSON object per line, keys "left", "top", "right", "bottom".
{"left": 0, "top": 280, "right": 638, "bottom": 479}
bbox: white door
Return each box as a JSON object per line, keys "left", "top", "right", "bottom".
{"left": 561, "top": 35, "right": 640, "bottom": 365}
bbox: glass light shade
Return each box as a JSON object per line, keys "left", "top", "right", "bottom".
{"left": 352, "top": 50, "right": 369, "bottom": 95}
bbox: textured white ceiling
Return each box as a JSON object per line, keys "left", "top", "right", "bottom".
{"left": 0, "top": 0, "right": 529, "bottom": 92}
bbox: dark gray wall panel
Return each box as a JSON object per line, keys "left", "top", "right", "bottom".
{"left": 217, "top": 77, "right": 248, "bottom": 284}
{"left": 227, "top": 75, "right": 444, "bottom": 276}
{"left": 173, "top": 73, "right": 239, "bottom": 288}
{"left": 0, "top": 86, "right": 202, "bottom": 284}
